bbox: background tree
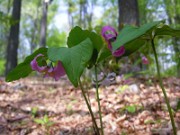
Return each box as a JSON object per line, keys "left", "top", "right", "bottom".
{"left": 164, "top": 0, "right": 180, "bottom": 77}
{"left": 5, "top": 0, "right": 22, "bottom": 75}
{"left": 20, "top": 0, "right": 41, "bottom": 55}
{"left": 118, "top": 0, "right": 139, "bottom": 29}
{"left": 0, "top": 0, "right": 12, "bottom": 74}
{"left": 65, "top": 0, "right": 96, "bottom": 29}
{"left": 39, "top": 0, "right": 49, "bottom": 47}
{"left": 118, "top": 0, "right": 143, "bottom": 73}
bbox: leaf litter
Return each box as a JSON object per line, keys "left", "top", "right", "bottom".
{"left": 0, "top": 76, "right": 180, "bottom": 135}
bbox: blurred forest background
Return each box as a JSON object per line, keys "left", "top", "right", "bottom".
{"left": 0, "top": 0, "right": 179, "bottom": 78}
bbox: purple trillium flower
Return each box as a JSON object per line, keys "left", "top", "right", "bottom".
{"left": 142, "top": 56, "right": 149, "bottom": 65}
{"left": 101, "top": 26, "right": 125, "bottom": 57}
{"left": 30, "top": 54, "right": 65, "bottom": 81}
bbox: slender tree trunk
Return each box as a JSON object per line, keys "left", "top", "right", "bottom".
{"left": 5, "top": 0, "right": 21, "bottom": 75}
{"left": 118, "top": 0, "right": 142, "bottom": 71}
{"left": 39, "top": 0, "right": 48, "bottom": 47}
{"left": 118, "top": 0, "right": 139, "bottom": 30}
{"left": 67, "top": 1, "right": 74, "bottom": 28}
{"left": 7, "top": 0, "right": 11, "bottom": 13}
{"left": 173, "top": 36, "right": 180, "bottom": 77}
{"left": 164, "top": 0, "right": 180, "bottom": 77}
{"left": 86, "top": 0, "right": 94, "bottom": 29}
{"left": 79, "top": 0, "right": 83, "bottom": 26}
{"left": 30, "top": 1, "right": 41, "bottom": 54}
{"left": 173, "top": 0, "right": 180, "bottom": 77}
{"left": 79, "top": 0, "right": 87, "bottom": 28}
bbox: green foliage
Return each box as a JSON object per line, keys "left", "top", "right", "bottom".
{"left": 6, "top": 48, "right": 47, "bottom": 82}
{"left": 67, "top": 26, "right": 103, "bottom": 51}
{"left": 155, "top": 25, "right": 180, "bottom": 37}
{"left": 0, "top": 59, "right": 5, "bottom": 75}
{"left": 31, "top": 107, "right": 38, "bottom": 118}
{"left": 47, "top": 29, "right": 67, "bottom": 47}
{"left": 119, "top": 105, "right": 137, "bottom": 114}
{"left": 34, "top": 114, "right": 54, "bottom": 134}
{"left": 97, "top": 0, "right": 118, "bottom": 27}
{"left": 96, "top": 47, "right": 111, "bottom": 63}
{"left": 177, "top": 100, "right": 180, "bottom": 111}
{"left": 121, "top": 131, "right": 127, "bottom": 135}
{"left": 47, "top": 1, "right": 59, "bottom": 24}
{"left": 67, "top": 26, "right": 103, "bottom": 67}
{"left": 119, "top": 104, "right": 144, "bottom": 114}
{"left": 115, "top": 85, "right": 130, "bottom": 94}
{"left": 112, "top": 21, "right": 163, "bottom": 51}
{"left": 161, "top": 65, "right": 176, "bottom": 77}
{"left": 112, "top": 20, "right": 180, "bottom": 63}
{"left": 34, "top": 115, "right": 53, "bottom": 126}
{"left": 48, "top": 38, "right": 93, "bottom": 87}
{"left": 126, "top": 105, "right": 136, "bottom": 113}
{"left": 122, "top": 39, "right": 146, "bottom": 57}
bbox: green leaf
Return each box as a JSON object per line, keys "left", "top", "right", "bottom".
{"left": 48, "top": 38, "right": 93, "bottom": 87}
{"left": 177, "top": 100, "right": 180, "bottom": 111}
{"left": 6, "top": 47, "right": 47, "bottom": 82}
{"left": 67, "top": 26, "right": 103, "bottom": 51}
{"left": 155, "top": 25, "right": 180, "bottom": 37}
{"left": 34, "top": 118, "right": 45, "bottom": 125}
{"left": 112, "top": 21, "right": 163, "bottom": 51}
{"left": 67, "top": 26, "right": 103, "bottom": 67}
{"left": 126, "top": 105, "right": 136, "bottom": 113}
{"left": 121, "top": 38, "right": 146, "bottom": 57}
{"left": 46, "top": 121, "right": 54, "bottom": 127}
{"left": 43, "top": 115, "right": 49, "bottom": 123}
{"left": 96, "top": 46, "right": 111, "bottom": 63}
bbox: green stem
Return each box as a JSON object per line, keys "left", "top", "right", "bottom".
{"left": 151, "top": 39, "right": 176, "bottom": 135}
{"left": 95, "top": 65, "right": 104, "bottom": 135}
{"left": 79, "top": 80, "right": 100, "bottom": 135}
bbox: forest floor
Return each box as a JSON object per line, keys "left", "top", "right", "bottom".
{"left": 0, "top": 76, "right": 180, "bottom": 135}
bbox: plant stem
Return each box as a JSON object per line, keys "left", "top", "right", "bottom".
{"left": 151, "top": 39, "right": 176, "bottom": 135}
{"left": 95, "top": 65, "right": 104, "bottom": 135}
{"left": 79, "top": 80, "right": 100, "bottom": 135}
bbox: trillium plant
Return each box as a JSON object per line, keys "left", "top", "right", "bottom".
{"left": 6, "top": 20, "right": 180, "bottom": 135}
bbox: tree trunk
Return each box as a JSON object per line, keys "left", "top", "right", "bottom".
{"left": 172, "top": 0, "right": 180, "bottom": 77}
{"left": 30, "top": 1, "right": 41, "bottom": 54}
{"left": 39, "top": 0, "right": 48, "bottom": 47}
{"left": 118, "top": 0, "right": 142, "bottom": 72}
{"left": 79, "top": 0, "right": 87, "bottom": 28}
{"left": 164, "top": 0, "right": 180, "bottom": 77}
{"left": 118, "top": 0, "right": 139, "bottom": 30}
{"left": 67, "top": 1, "right": 74, "bottom": 28}
{"left": 5, "top": 0, "right": 21, "bottom": 75}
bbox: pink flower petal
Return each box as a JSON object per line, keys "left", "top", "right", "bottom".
{"left": 102, "top": 26, "right": 117, "bottom": 50}
{"left": 31, "top": 54, "right": 66, "bottom": 81}
{"left": 101, "top": 26, "right": 118, "bottom": 41}
{"left": 47, "top": 67, "right": 54, "bottom": 73}
{"left": 112, "top": 46, "right": 125, "bottom": 57}
{"left": 44, "top": 61, "right": 66, "bottom": 81}
{"left": 101, "top": 26, "right": 126, "bottom": 57}
{"left": 30, "top": 54, "right": 47, "bottom": 72}
{"left": 142, "top": 56, "right": 149, "bottom": 64}
{"left": 53, "top": 61, "right": 66, "bottom": 81}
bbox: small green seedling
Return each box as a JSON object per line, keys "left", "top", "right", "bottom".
{"left": 120, "top": 104, "right": 143, "bottom": 114}
{"left": 176, "top": 100, "right": 180, "bottom": 111}
{"left": 31, "top": 107, "right": 38, "bottom": 118}
{"left": 34, "top": 115, "right": 54, "bottom": 135}
{"left": 126, "top": 105, "right": 136, "bottom": 113}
